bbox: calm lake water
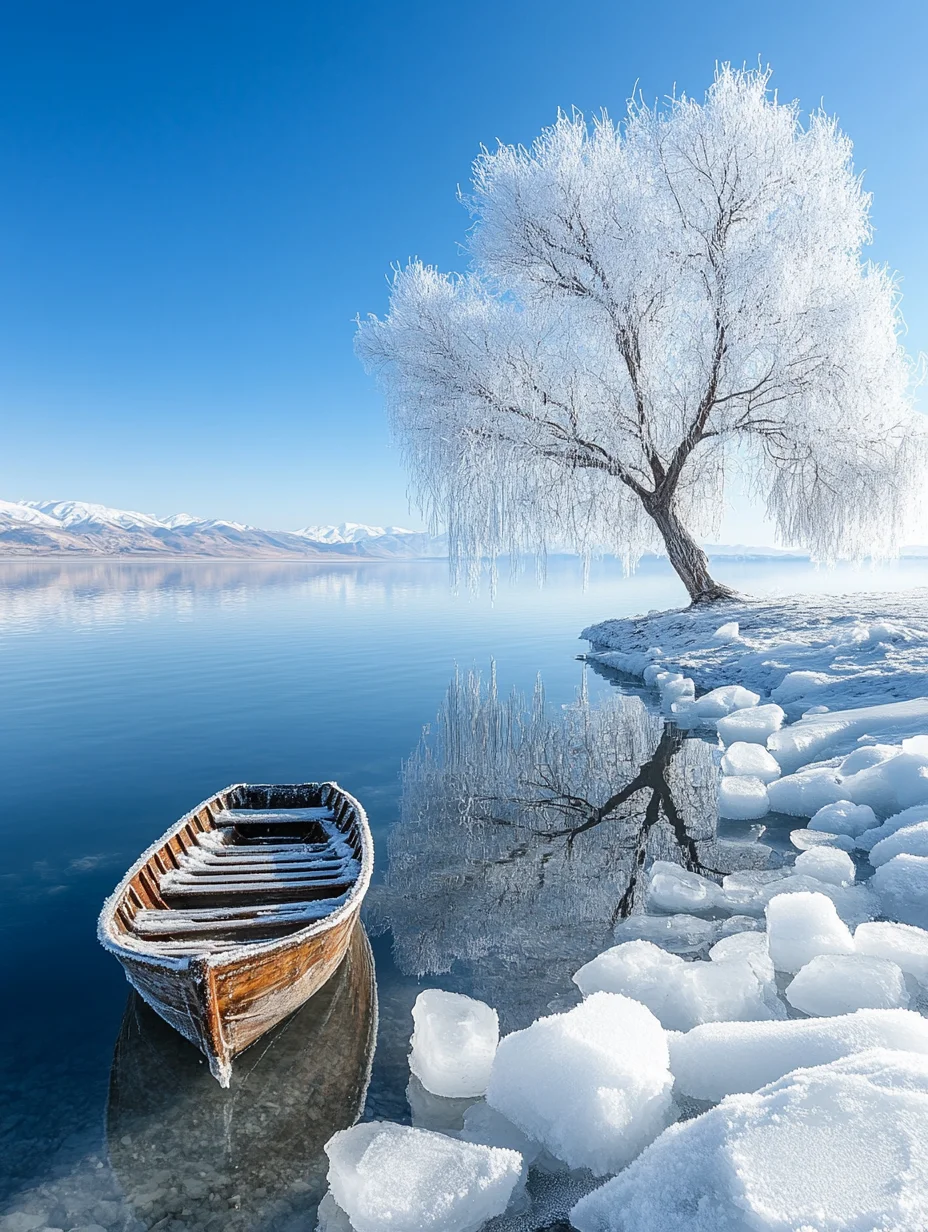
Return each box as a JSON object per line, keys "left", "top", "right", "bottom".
{"left": 4, "top": 555, "right": 928, "bottom": 1232}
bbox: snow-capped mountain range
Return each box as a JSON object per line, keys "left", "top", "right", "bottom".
{"left": 0, "top": 500, "right": 447, "bottom": 559}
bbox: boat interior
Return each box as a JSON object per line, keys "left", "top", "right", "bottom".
{"left": 111, "top": 784, "right": 364, "bottom": 956}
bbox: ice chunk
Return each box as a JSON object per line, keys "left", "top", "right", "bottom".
{"left": 485, "top": 993, "right": 673, "bottom": 1176}
{"left": 716, "top": 703, "right": 785, "bottom": 746}
{"left": 458, "top": 1101, "right": 542, "bottom": 1163}
{"left": 872, "top": 854, "right": 928, "bottom": 929}
{"left": 686, "top": 684, "right": 759, "bottom": 722}
{"left": 768, "top": 697, "right": 928, "bottom": 774}
{"left": 612, "top": 913, "right": 717, "bottom": 955}
{"left": 766, "top": 766, "right": 846, "bottom": 817}
{"left": 323, "top": 1121, "right": 523, "bottom": 1232}
{"left": 903, "top": 734, "right": 928, "bottom": 757}
{"left": 716, "top": 914, "right": 766, "bottom": 939}
{"left": 785, "top": 954, "right": 910, "bottom": 1016}
{"left": 793, "top": 845, "right": 855, "bottom": 885}
{"left": 855, "top": 921, "right": 928, "bottom": 985}
{"left": 808, "top": 799, "right": 878, "bottom": 837}
{"left": 408, "top": 990, "right": 499, "bottom": 1098}
{"left": 573, "top": 941, "right": 684, "bottom": 1018}
{"left": 655, "top": 671, "right": 694, "bottom": 706}
{"left": 573, "top": 941, "right": 782, "bottom": 1032}
{"left": 765, "top": 878, "right": 876, "bottom": 928}
{"left": 720, "top": 873, "right": 875, "bottom": 927}
{"left": 840, "top": 750, "right": 928, "bottom": 817}
{"left": 765, "top": 891, "right": 854, "bottom": 973}
{"left": 790, "top": 827, "right": 855, "bottom": 852}
{"left": 710, "top": 621, "right": 739, "bottom": 643}
{"left": 717, "top": 775, "right": 769, "bottom": 820}
{"left": 770, "top": 669, "right": 834, "bottom": 705}
{"left": 669, "top": 1008, "right": 928, "bottom": 1100}
{"left": 708, "top": 931, "right": 774, "bottom": 983}
{"left": 719, "top": 741, "right": 780, "bottom": 783}
{"left": 316, "top": 1191, "right": 353, "bottom": 1232}
{"left": 857, "top": 804, "right": 928, "bottom": 851}
{"left": 869, "top": 820, "right": 928, "bottom": 867}
{"left": 570, "top": 1050, "right": 928, "bottom": 1232}
{"left": 645, "top": 861, "right": 722, "bottom": 914}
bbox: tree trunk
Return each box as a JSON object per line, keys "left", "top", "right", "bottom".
{"left": 644, "top": 495, "right": 737, "bottom": 605}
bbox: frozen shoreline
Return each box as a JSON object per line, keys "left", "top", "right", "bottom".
{"left": 582, "top": 588, "right": 928, "bottom": 719}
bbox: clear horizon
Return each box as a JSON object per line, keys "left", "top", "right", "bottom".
{"left": 1, "top": 0, "right": 926, "bottom": 544}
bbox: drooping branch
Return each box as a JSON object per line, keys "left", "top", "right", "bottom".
{"left": 357, "top": 66, "right": 926, "bottom": 600}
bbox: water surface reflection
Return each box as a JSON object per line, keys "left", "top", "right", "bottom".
{"left": 106, "top": 923, "right": 376, "bottom": 1230}
{"left": 373, "top": 669, "right": 772, "bottom": 1027}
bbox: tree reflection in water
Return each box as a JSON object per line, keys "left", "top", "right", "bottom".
{"left": 372, "top": 668, "right": 771, "bottom": 1027}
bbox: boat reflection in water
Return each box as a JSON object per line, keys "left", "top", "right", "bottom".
{"left": 106, "top": 921, "right": 376, "bottom": 1230}
{"left": 372, "top": 668, "right": 774, "bottom": 1029}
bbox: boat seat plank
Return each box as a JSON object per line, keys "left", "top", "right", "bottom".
{"left": 192, "top": 834, "right": 343, "bottom": 856}
{"left": 161, "top": 859, "right": 357, "bottom": 889}
{"left": 181, "top": 848, "right": 350, "bottom": 868}
{"left": 212, "top": 807, "right": 338, "bottom": 827}
{"left": 133, "top": 897, "right": 347, "bottom": 937}
{"left": 160, "top": 875, "right": 357, "bottom": 898}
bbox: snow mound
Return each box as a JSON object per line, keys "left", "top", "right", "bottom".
{"left": 718, "top": 775, "right": 769, "bottom": 820}
{"left": 408, "top": 990, "right": 499, "bottom": 1097}
{"left": 484, "top": 993, "right": 673, "bottom": 1176}
{"left": 323, "top": 1121, "right": 523, "bottom": 1232}
{"left": 765, "top": 891, "right": 854, "bottom": 973}
{"left": 716, "top": 702, "right": 785, "bottom": 746}
{"left": 573, "top": 941, "right": 782, "bottom": 1032}
{"left": 785, "top": 954, "right": 911, "bottom": 1015}
{"left": 872, "top": 854, "right": 928, "bottom": 929}
{"left": 570, "top": 1049, "right": 928, "bottom": 1232}
{"left": 668, "top": 1008, "right": 928, "bottom": 1101}
{"left": 854, "top": 921, "right": 928, "bottom": 985}
{"left": 719, "top": 741, "right": 780, "bottom": 782}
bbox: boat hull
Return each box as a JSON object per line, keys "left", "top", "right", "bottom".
{"left": 99, "top": 781, "right": 373, "bottom": 1085}
{"left": 116, "top": 902, "right": 362, "bottom": 1083}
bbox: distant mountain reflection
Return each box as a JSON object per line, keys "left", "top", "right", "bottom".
{"left": 0, "top": 558, "right": 452, "bottom": 630}
{"left": 372, "top": 670, "right": 771, "bottom": 1027}
{"left": 105, "top": 923, "right": 376, "bottom": 1230}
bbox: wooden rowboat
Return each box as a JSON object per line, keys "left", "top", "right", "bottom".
{"left": 98, "top": 781, "right": 373, "bottom": 1086}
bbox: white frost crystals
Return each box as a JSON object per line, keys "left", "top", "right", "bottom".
{"left": 570, "top": 1050, "right": 928, "bottom": 1232}
{"left": 357, "top": 66, "right": 926, "bottom": 601}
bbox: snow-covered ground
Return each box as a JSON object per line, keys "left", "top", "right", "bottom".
{"left": 583, "top": 590, "right": 928, "bottom": 717}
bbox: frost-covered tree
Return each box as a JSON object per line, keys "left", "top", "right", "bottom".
{"left": 357, "top": 66, "right": 925, "bottom": 602}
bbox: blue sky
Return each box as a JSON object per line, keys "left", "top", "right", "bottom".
{"left": 0, "top": 0, "right": 925, "bottom": 534}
